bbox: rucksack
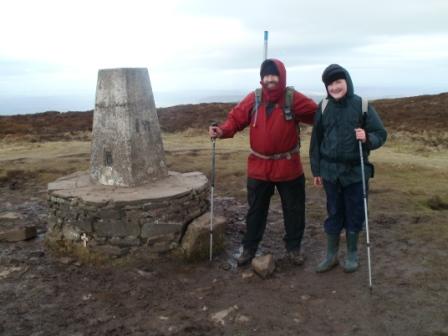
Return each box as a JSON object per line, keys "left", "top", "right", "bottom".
{"left": 251, "top": 86, "right": 301, "bottom": 147}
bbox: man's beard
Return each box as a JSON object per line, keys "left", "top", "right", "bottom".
{"left": 266, "top": 81, "right": 278, "bottom": 89}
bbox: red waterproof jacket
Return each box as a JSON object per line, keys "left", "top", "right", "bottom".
{"left": 219, "top": 59, "right": 317, "bottom": 182}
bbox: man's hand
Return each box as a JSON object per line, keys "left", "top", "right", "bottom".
{"left": 355, "top": 128, "right": 366, "bottom": 143}
{"left": 313, "top": 176, "right": 323, "bottom": 187}
{"left": 209, "top": 126, "right": 223, "bottom": 139}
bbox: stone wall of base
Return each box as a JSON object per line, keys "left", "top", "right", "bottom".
{"left": 46, "top": 181, "right": 209, "bottom": 255}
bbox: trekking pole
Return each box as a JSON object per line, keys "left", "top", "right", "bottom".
{"left": 358, "top": 140, "right": 373, "bottom": 292}
{"left": 263, "top": 30, "right": 269, "bottom": 60}
{"left": 209, "top": 122, "right": 218, "bottom": 262}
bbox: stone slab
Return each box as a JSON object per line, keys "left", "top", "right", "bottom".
{"left": 0, "top": 226, "right": 37, "bottom": 242}
{"left": 48, "top": 171, "right": 208, "bottom": 205}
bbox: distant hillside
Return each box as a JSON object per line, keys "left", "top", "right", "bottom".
{"left": 0, "top": 93, "right": 446, "bottom": 141}
{"left": 157, "top": 103, "right": 233, "bottom": 133}
{"left": 373, "top": 92, "right": 448, "bottom": 133}
{"left": 0, "top": 111, "right": 93, "bottom": 141}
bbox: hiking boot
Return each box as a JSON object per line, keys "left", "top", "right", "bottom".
{"left": 237, "top": 247, "right": 257, "bottom": 267}
{"left": 287, "top": 249, "right": 306, "bottom": 266}
{"left": 316, "top": 234, "right": 340, "bottom": 273}
{"left": 344, "top": 231, "right": 359, "bottom": 273}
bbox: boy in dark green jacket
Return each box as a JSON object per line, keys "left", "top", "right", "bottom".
{"left": 309, "top": 64, "right": 387, "bottom": 273}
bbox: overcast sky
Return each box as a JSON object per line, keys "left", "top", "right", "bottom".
{"left": 1, "top": 0, "right": 447, "bottom": 113}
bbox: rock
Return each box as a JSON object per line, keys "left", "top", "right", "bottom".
{"left": 0, "top": 266, "right": 23, "bottom": 280}
{"left": 251, "top": 254, "right": 275, "bottom": 279}
{"left": 82, "top": 293, "right": 92, "bottom": 301}
{"left": 141, "top": 223, "right": 183, "bottom": 239}
{"left": 109, "top": 236, "right": 141, "bottom": 247}
{"left": 235, "top": 314, "right": 250, "bottom": 323}
{"left": 180, "top": 212, "right": 226, "bottom": 261}
{"left": 210, "top": 305, "right": 239, "bottom": 326}
{"left": 94, "top": 218, "right": 140, "bottom": 237}
{"left": 0, "top": 212, "right": 22, "bottom": 220}
{"left": 300, "top": 295, "right": 311, "bottom": 301}
{"left": 136, "top": 269, "right": 154, "bottom": 277}
{"left": 294, "top": 311, "right": 306, "bottom": 323}
{"left": 241, "top": 270, "right": 255, "bottom": 280}
{"left": 145, "top": 240, "right": 177, "bottom": 253}
{"left": 0, "top": 226, "right": 37, "bottom": 242}
{"left": 59, "top": 257, "right": 75, "bottom": 265}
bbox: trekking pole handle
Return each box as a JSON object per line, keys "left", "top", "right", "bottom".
{"left": 210, "top": 121, "right": 219, "bottom": 141}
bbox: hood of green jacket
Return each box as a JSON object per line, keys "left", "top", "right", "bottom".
{"left": 322, "top": 64, "right": 354, "bottom": 99}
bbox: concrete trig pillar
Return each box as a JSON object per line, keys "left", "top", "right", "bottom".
{"left": 90, "top": 68, "right": 168, "bottom": 187}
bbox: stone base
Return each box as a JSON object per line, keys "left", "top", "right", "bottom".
{"left": 46, "top": 171, "right": 209, "bottom": 256}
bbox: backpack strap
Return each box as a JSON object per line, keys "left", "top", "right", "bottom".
{"left": 283, "top": 86, "right": 294, "bottom": 121}
{"left": 361, "top": 97, "right": 368, "bottom": 114}
{"left": 321, "top": 98, "right": 329, "bottom": 114}
{"left": 251, "top": 88, "right": 262, "bottom": 127}
{"left": 283, "top": 87, "right": 301, "bottom": 149}
{"left": 361, "top": 97, "right": 368, "bottom": 127}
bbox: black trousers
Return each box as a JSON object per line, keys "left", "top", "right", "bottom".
{"left": 242, "top": 174, "right": 305, "bottom": 252}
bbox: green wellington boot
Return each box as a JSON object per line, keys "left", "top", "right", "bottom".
{"left": 344, "top": 231, "right": 359, "bottom": 273}
{"left": 316, "top": 234, "right": 340, "bottom": 273}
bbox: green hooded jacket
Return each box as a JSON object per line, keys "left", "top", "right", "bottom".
{"left": 309, "top": 64, "right": 387, "bottom": 186}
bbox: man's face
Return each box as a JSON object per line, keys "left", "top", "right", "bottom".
{"left": 327, "top": 79, "right": 348, "bottom": 100}
{"left": 262, "top": 75, "right": 280, "bottom": 89}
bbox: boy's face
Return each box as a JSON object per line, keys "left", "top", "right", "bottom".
{"left": 262, "top": 75, "right": 280, "bottom": 89}
{"left": 327, "top": 79, "right": 348, "bottom": 100}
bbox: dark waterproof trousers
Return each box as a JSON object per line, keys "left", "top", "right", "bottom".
{"left": 323, "top": 179, "right": 367, "bottom": 235}
{"left": 242, "top": 174, "right": 305, "bottom": 252}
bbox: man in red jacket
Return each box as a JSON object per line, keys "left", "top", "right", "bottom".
{"left": 209, "top": 58, "right": 317, "bottom": 266}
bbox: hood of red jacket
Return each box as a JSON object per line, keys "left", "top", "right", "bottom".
{"left": 259, "top": 58, "right": 287, "bottom": 103}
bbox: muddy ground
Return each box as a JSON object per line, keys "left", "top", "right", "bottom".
{"left": 1, "top": 132, "right": 447, "bottom": 336}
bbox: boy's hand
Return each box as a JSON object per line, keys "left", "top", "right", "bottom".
{"left": 209, "top": 126, "right": 223, "bottom": 139}
{"left": 313, "top": 176, "right": 323, "bottom": 187}
{"left": 355, "top": 128, "right": 366, "bottom": 143}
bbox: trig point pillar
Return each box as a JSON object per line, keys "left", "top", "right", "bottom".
{"left": 90, "top": 68, "right": 168, "bottom": 187}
